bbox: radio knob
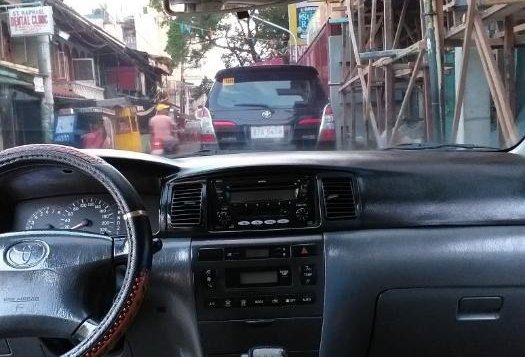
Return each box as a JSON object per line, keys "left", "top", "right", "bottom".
{"left": 217, "top": 211, "right": 232, "bottom": 226}
{"left": 295, "top": 207, "right": 309, "bottom": 222}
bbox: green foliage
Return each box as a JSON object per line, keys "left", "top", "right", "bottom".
{"left": 150, "top": 0, "right": 289, "bottom": 68}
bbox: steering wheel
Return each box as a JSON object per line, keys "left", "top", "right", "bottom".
{"left": 0, "top": 145, "right": 152, "bottom": 356}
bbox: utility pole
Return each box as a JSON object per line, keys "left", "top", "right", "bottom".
{"left": 37, "top": 34, "right": 54, "bottom": 143}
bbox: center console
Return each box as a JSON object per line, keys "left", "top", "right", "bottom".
{"left": 192, "top": 236, "right": 324, "bottom": 356}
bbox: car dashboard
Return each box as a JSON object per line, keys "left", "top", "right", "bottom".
{"left": 4, "top": 149, "right": 525, "bottom": 357}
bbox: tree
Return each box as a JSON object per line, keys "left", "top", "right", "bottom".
{"left": 192, "top": 76, "right": 214, "bottom": 100}
{"left": 150, "top": 0, "right": 289, "bottom": 68}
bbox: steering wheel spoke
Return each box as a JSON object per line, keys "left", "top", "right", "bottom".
{"left": 0, "top": 230, "right": 115, "bottom": 339}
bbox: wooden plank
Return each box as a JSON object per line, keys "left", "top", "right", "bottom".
{"left": 403, "top": 22, "right": 417, "bottom": 43}
{"left": 369, "top": 0, "right": 377, "bottom": 49}
{"left": 451, "top": 0, "right": 476, "bottom": 142}
{"left": 504, "top": 15, "right": 516, "bottom": 116}
{"left": 346, "top": 0, "right": 382, "bottom": 145}
{"left": 435, "top": 0, "right": 446, "bottom": 55}
{"left": 357, "top": 0, "right": 365, "bottom": 51}
{"left": 366, "top": 15, "right": 384, "bottom": 48}
{"left": 340, "top": 66, "right": 369, "bottom": 92}
{"left": 360, "top": 48, "right": 410, "bottom": 60}
{"left": 473, "top": 14, "right": 518, "bottom": 144}
{"left": 393, "top": 0, "right": 408, "bottom": 49}
{"left": 390, "top": 49, "right": 425, "bottom": 145}
{"left": 384, "top": 0, "right": 394, "bottom": 137}
{"left": 492, "top": 22, "right": 525, "bottom": 38}
{"left": 364, "top": 0, "right": 377, "bottom": 134}
{"left": 446, "top": 4, "right": 525, "bottom": 39}
{"left": 473, "top": 33, "right": 510, "bottom": 142}
{"left": 372, "top": 41, "right": 423, "bottom": 67}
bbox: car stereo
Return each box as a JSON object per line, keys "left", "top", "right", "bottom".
{"left": 209, "top": 174, "right": 318, "bottom": 231}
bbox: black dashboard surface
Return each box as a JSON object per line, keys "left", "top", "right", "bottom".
{"left": 96, "top": 149, "right": 525, "bottom": 231}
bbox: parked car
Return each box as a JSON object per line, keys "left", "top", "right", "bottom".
{"left": 198, "top": 65, "right": 335, "bottom": 151}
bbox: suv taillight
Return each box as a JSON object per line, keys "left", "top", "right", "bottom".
{"left": 197, "top": 107, "right": 218, "bottom": 144}
{"left": 213, "top": 120, "right": 237, "bottom": 128}
{"left": 319, "top": 104, "right": 335, "bottom": 142}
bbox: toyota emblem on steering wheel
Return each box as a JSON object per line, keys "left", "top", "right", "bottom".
{"left": 5, "top": 241, "right": 49, "bottom": 269}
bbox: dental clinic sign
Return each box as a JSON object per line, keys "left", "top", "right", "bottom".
{"left": 8, "top": 6, "right": 54, "bottom": 37}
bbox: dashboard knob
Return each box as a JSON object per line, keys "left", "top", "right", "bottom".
{"left": 295, "top": 207, "right": 309, "bottom": 221}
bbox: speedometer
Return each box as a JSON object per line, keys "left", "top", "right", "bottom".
{"left": 25, "top": 206, "right": 63, "bottom": 230}
{"left": 60, "top": 197, "right": 120, "bottom": 235}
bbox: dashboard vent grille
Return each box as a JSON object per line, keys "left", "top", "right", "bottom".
{"left": 170, "top": 182, "right": 204, "bottom": 228}
{"left": 322, "top": 177, "right": 357, "bottom": 220}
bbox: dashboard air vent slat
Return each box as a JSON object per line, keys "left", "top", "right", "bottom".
{"left": 322, "top": 177, "right": 357, "bottom": 220}
{"left": 170, "top": 182, "right": 204, "bottom": 228}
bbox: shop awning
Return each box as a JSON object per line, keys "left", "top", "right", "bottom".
{"left": 0, "top": 75, "right": 33, "bottom": 88}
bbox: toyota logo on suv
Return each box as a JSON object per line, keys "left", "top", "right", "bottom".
{"left": 5, "top": 241, "right": 49, "bottom": 269}
{"left": 261, "top": 110, "right": 272, "bottom": 119}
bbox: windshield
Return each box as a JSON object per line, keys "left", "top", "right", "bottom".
{"left": 1, "top": 0, "right": 523, "bottom": 156}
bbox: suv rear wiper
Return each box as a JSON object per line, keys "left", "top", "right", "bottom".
{"left": 383, "top": 143, "right": 500, "bottom": 151}
{"left": 234, "top": 103, "right": 272, "bottom": 109}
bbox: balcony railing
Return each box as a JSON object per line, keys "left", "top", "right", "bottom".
{"left": 54, "top": 80, "right": 105, "bottom": 100}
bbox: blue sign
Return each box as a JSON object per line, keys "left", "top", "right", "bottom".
{"left": 297, "top": 6, "right": 317, "bottom": 40}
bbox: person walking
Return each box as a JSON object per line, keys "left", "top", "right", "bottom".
{"left": 149, "top": 104, "right": 177, "bottom": 155}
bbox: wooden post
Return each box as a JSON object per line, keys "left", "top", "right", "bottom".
{"left": 357, "top": 0, "right": 365, "bottom": 51}
{"left": 390, "top": 49, "right": 425, "bottom": 145}
{"left": 384, "top": 0, "right": 395, "bottom": 139}
{"left": 473, "top": 14, "right": 517, "bottom": 145}
{"left": 365, "top": 0, "right": 377, "bottom": 132}
{"left": 346, "top": 0, "right": 382, "bottom": 145}
{"left": 369, "top": 0, "right": 377, "bottom": 49}
{"left": 450, "top": 0, "right": 476, "bottom": 142}
{"left": 393, "top": 0, "right": 408, "bottom": 49}
{"left": 503, "top": 15, "right": 516, "bottom": 117}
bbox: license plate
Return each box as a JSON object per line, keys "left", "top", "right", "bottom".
{"left": 251, "top": 126, "right": 285, "bottom": 139}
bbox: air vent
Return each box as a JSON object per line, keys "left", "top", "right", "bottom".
{"left": 322, "top": 177, "right": 357, "bottom": 220}
{"left": 170, "top": 182, "right": 204, "bottom": 228}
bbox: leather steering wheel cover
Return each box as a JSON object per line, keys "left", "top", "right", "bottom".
{"left": 0, "top": 144, "right": 152, "bottom": 357}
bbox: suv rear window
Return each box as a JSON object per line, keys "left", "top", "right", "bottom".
{"left": 214, "top": 80, "right": 313, "bottom": 109}
{"left": 209, "top": 70, "right": 327, "bottom": 110}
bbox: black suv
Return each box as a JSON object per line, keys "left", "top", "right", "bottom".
{"left": 201, "top": 65, "right": 333, "bottom": 150}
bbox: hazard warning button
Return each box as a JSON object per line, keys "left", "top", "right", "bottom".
{"left": 292, "top": 243, "right": 318, "bottom": 257}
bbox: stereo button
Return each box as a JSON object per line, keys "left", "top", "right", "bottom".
{"left": 251, "top": 220, "right": 263, "bottom": 226}
{"left": 205, "top": 298, "right": 220, "bottom": 309}
{"left": 270, "top": 246, "right": 290, "bottom": 258}
{"left": 264, "top": 219, "right": 276, "bottom": 225}
{"left": 269, "top": 296, "right": 281, "bottom": 306}
{"left": 301, "top": 264, "right": 317, "bottom": 285}
{"left": 238, "top": 297, "right": 249, "bottom": 308}
{"left": 251, "top": 297, "right": 267, "bottom": 307}
{"left": 223, "top": 298, "right": 233, "bottom": 308}
{"left": 283, "top": 295, "right": 298, "bottom": 305}
{"left": 277, "top": 219, "right": 290, "bottom": 224}
{"left": 299, "top": 293, "right": 316, "bottom": 304}
{"left": 202, "top": 269, "right": 217, "bottom": 289}
{"left": 238, "top": 221, "right": 251, "bottom": 226}
{"left": 292, "top": 244, "right": 318, "bottom": 257}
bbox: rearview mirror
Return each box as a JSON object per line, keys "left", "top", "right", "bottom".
{"left": 163, "top": 0, "right": 289, "bottom": 15}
